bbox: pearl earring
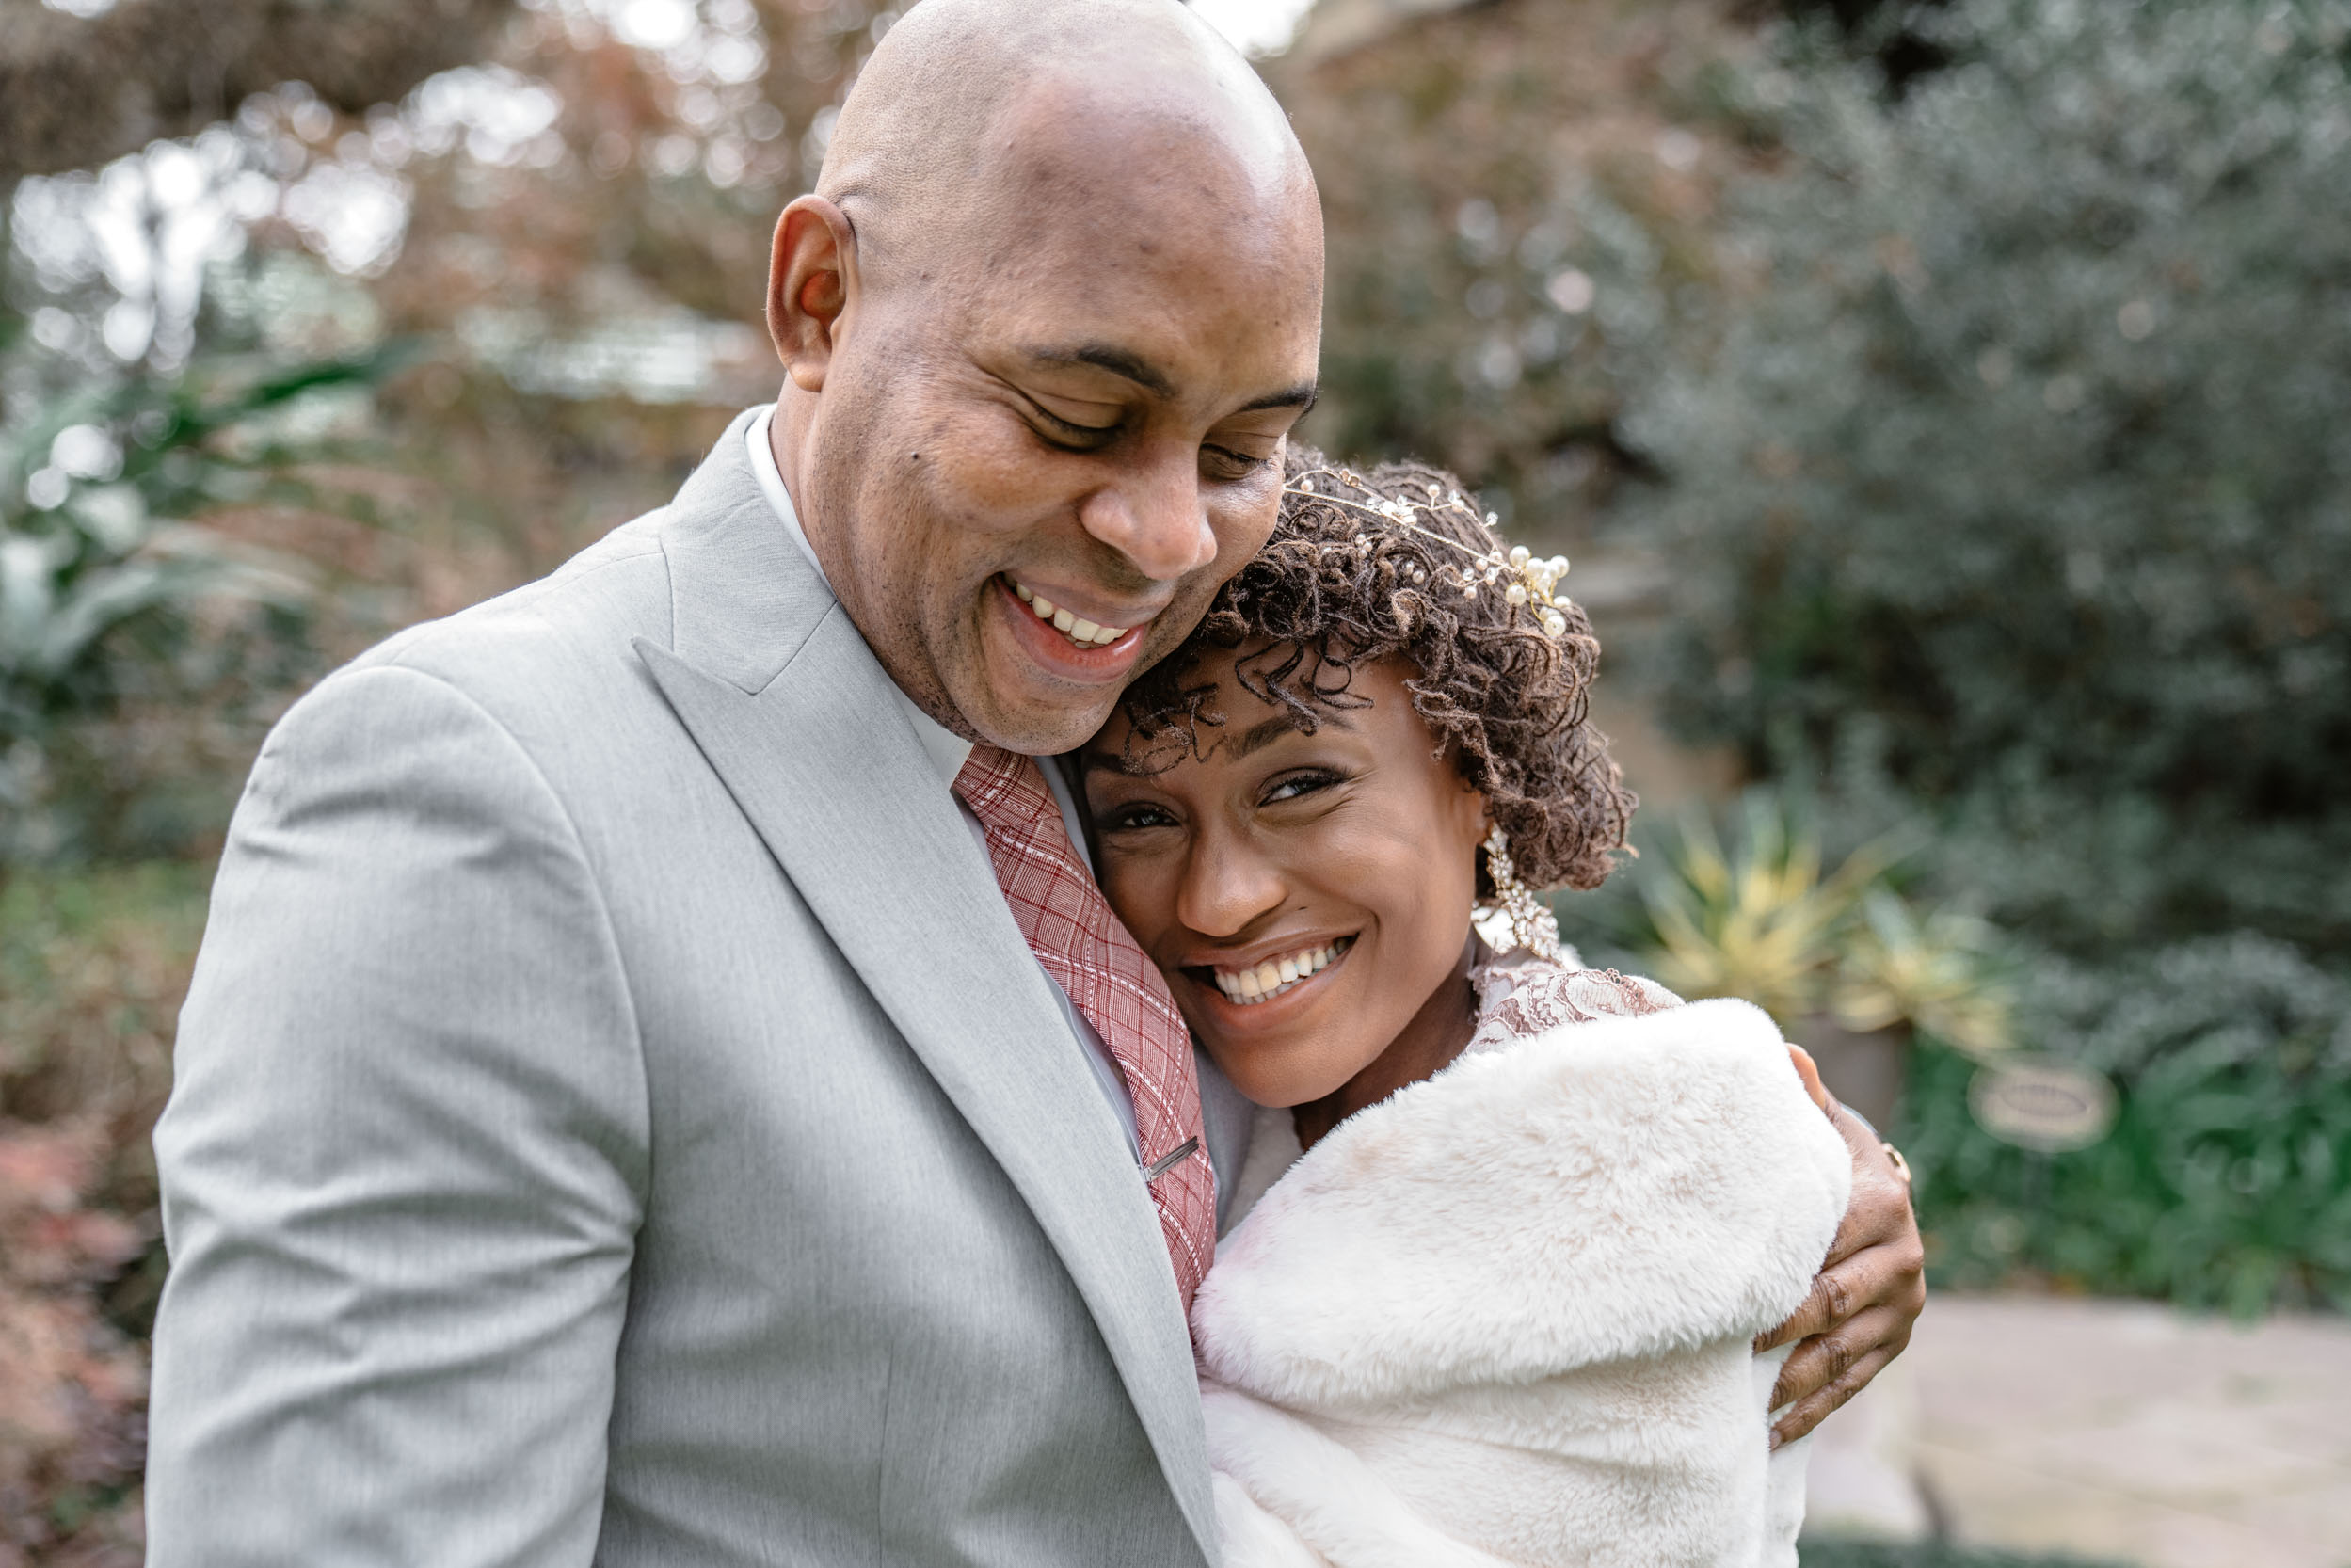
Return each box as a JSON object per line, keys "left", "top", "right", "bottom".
{"left": 1482, "top": 823, "right": 1563, "bottom": 963}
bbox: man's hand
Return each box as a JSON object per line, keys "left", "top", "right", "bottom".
{"left": 1754, "top": 1093, "right": 1926, "bottom": 1448}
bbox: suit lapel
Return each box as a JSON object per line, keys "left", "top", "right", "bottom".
{"left": 636, "top": 417, "right": 1215, "bottom": 1557}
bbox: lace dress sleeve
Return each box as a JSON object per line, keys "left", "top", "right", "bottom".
{"left": 1464, "top": 953, "right": 1683, "bottom": 1057}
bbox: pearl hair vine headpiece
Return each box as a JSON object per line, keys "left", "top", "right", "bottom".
{"left": 1281, "top": 465, "right": 1575, "bottom": 639}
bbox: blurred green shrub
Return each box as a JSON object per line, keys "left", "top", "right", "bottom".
{"left": 1, "top": 361, "right": 339, "bottom": 730}
{"left": 0, "top": 303, "right": 405, "bottom": 861}
{"left": 1622, "top": 0, "right": 2351, "bottom": 955}
{"left": 1900, "top": 934, "right": 2351, "bottom": 1317}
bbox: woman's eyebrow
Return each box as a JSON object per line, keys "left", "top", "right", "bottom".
{"left": 1226, "top": 711, "right": 1351, "bottom": 761}
{"left": 1076, "top": 709, "right": 1355, "bottom": 776}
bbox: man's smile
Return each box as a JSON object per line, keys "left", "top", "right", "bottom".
{"left": 989, "top": 575, "right": 1161, "bottom": 686}
{"left": 1010, "top": 577, "right": 1136, "bottom": 647}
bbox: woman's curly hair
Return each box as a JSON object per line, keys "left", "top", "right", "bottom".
{"left": 1115, "top": 446, "right": 1636, "bottom": 892}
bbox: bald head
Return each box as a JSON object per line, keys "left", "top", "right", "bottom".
{"left": 818, "top": 0, "right": 1312, "bottom": 290}
{"left": 761, "top": 0, "right": 1324, "bottom": 759}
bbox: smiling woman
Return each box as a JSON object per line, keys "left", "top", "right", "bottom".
{"left": 1088, "top": 652, "right": 1494, "bottom": 1119}
{"left": 1085, "top": 443, "right": 1633, "bottom": 1124}
{"left": 1079, "top": 449, "right": 1859, "bottom": 1568}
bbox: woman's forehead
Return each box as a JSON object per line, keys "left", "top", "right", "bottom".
{"left": 1139, "top": 647, "right": 1408, "bottom": 755}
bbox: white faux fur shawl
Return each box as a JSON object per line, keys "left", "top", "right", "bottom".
{"left": 1191, "top": 972, "right": 1852, "bottom": 1568}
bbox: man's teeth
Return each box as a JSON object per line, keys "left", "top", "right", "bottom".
{"left": 1212, "top": 938, "right": 1353, "bottom": 1005}
{"left": 1014, "top": 581, "right": 1128, "bottom": 647}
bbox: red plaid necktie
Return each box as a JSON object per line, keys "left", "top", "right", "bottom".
{"left": 953, "top": 743, "right": 1216, "bottom": 1308}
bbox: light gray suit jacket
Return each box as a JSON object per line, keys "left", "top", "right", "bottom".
{"left": 147, "top": 411, "right": 1219, "bottom": 1566}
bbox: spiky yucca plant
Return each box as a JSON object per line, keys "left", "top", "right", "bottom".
{"left": 1623, "top": 792, "right": 2010, "bottom": 1058}
{"left": 1832, "top": 891, "right": 2012, "bottom": 1060}
{"left": 1637, "top": 794, "right": 1889, "bottom": 1023}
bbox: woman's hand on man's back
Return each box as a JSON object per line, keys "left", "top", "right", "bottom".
{"left": 1753, "top": 1104, "right": 1927, "bottom": 1447}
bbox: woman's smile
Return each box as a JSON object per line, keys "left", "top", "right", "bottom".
{"left": 1191, "top": 934, "right": 1357, "bottom": 1009}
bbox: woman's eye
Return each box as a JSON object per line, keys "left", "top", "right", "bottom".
{"left": 1104, "top": 802, "right": 1178, "bottom": 831}
{"left": 1262, "top": 769, "right": 1344, "bottom": 805}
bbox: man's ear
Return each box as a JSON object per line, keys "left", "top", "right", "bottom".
{"left": 767, "top": 195, "right": 857, "bottom": 393}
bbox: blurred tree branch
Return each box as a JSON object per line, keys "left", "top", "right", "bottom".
{"left": 0, "top": 0, "right": 520, "bottom": 181}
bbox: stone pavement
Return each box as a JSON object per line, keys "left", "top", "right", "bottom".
{"left": 1806, "top": 1294, "right": 2351, "bottom": 1568}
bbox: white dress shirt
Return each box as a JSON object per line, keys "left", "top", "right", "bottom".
{"left": 744, "top": 408, "right": 1142, "bottom": 1160}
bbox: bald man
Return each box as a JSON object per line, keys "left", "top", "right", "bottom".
{"left": 145, "top": 2, "right": 1922, "bottom": 1563}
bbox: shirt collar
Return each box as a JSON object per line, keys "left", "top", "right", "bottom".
{"left": 745, "top": 405, "right": 975, "bottom": 789}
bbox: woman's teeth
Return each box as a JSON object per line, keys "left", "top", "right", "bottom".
{"left": 1014, "top": 580, "right": 1128, "bottom": 648}
{"left": 1212, "top": 938, "right": 1352, "bottom": 1005}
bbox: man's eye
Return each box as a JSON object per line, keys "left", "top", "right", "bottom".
{"left": 1202, "top": 445, "right": 1271, "bottom": 481}
{"left": 1028, "top": 401, "right": 1121, "bottom": 449}
{"left": 1105, "top": 803, "right": 1178, "bottom": 831}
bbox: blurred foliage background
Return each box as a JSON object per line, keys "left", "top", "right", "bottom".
{"left": 2, "top": 0, "right": 2347, "bottom": 1560}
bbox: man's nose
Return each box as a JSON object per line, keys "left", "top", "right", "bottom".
{"left": 1175, "top": 827, "right": 1287, "bottom": 941}
{"left": 1077, "top": 451, "right": 1218, "bottom": 584}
